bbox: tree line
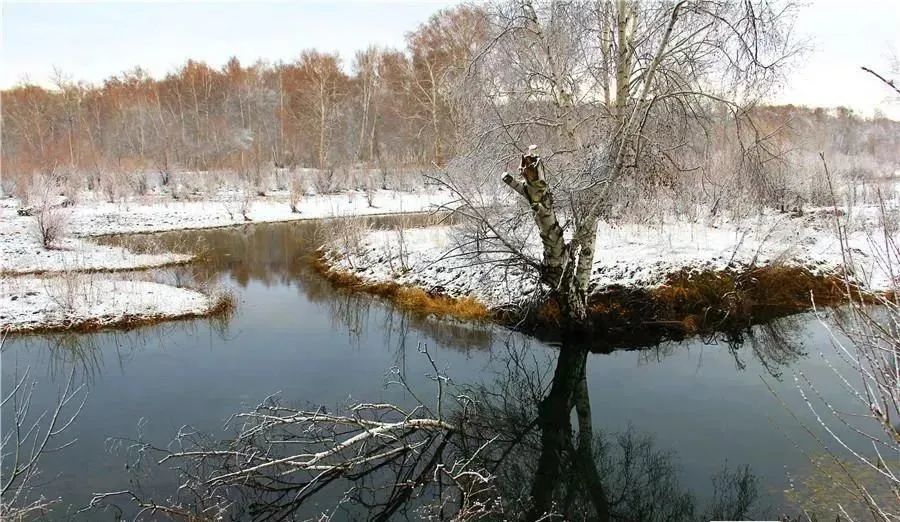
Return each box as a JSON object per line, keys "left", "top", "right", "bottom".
{"left": 2, "top": 2, "right": 897, "bottom": 207}
{"left": 1, "top": 6, "right": 487, "bottom": 188}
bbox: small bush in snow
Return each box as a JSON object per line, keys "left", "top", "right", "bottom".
{"left": 26, "top": 172, "right": 73, "bottom": 248}
{"left": 31, "top": 191, "right": 70, "bottom": 249}
{"left": 313, "top": 169, "right": 336, "bottom": 194}
{"left": 289, "top": 171, "right": 304, "bottom": 213}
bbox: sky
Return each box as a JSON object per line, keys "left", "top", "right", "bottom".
{"left": 1, "top": 0, "right": 898, "bottom": 119}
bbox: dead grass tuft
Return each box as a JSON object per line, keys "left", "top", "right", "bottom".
{"left": 209, "top": 289, "right": 238, "bottom": 316}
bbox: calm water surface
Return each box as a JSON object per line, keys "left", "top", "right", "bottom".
{"left": 1, "top": 217, "right": 872, "bottom": 519}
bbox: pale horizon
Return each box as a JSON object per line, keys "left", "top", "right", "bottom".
{"left": 2, "top": 0, "right": 899, "bottom": 118}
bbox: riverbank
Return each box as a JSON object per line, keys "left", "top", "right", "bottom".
{"left": 1, "top": 189, "right": 452, "bottom": 333}
{"left": 315, "top": 208, "right": 886, "bottom": 344}
{"left": 0, "top": 277, "right": 234, "bottom": 334}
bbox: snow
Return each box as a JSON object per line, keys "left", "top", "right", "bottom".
{"left": 3, "top": 181, "right": 893, "bottom": 331}
{"left": 56, "top": 189, "right": 452, "bottom": 237}
{"left": 2, "top": 190, "right": 451, "bottom": 275}
{"left": 1, "top": 188, "right": 453, "bottom": 332}
{"left": 0, "top": 277, "right": 212, "bottom": 333}
{"left": 324, "top": 207, "right": 898, "bottom": 308}
{"left": 0, "top": 213, "right": 193, "bottom": 276}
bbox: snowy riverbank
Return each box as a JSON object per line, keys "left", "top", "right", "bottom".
{"left": 320, "top": 206, "right": 896, "bottom": 311}
{"left": 1, "top": 189, "right": 452, "bottom": 275}
{"left": 1, "top": 189, "right": 453, "bottom": 333}
{"left": 0, "top": 277, "right": 216, "bottom": 333}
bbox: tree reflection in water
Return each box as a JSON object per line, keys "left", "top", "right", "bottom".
{"left": 460, "top": 340, "right": 758, "bottom": 521}
{"left": 90, "top": 337, "right": 764, "bottom": 521}
{"left": 6, "top": 314, "right": 234, "bottom": 386}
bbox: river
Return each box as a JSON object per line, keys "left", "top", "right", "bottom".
{"left": 1, "top": 216, "right": 874, "bottom": 519}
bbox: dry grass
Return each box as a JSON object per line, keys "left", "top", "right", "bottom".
{"left": 586, "top": 265, "right": 850, "bottom": 335}
{"left": 208, "top": 288, "right": 238, "bottom": 316}
{"left": 311, "top": 251, "right": 491, "bottom": 322}
{"left": 653, "top": 265, "right": 846, "bottom": 332}
{"left": 524, "top": 265, "right": 854, "bottom": 344}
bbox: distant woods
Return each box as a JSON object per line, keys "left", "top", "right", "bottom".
{"left": 1, "top": 2, "right": 898, "bottom": 212}
{"left": 0, "top": 6, "right": 487, "bottom": 182}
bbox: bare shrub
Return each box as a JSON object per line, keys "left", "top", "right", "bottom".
{"left": 239, "top": 190, "right": 252, "bottom": 221}
{"left": 99, "top": 170, "right": 124, "bottom": 203}
{"left": 200, "top": 170, "right": 224, "bottom": 196}
{"left": 250, "top": 170, "right": 268, "bottom": 197}
{"left": 223, "top": 182, "right": 253, "bottom": 222}
{"left": 778, "top": 156, "right": 900, "bottom": 520}
{"left": 331, "top": 218, "right": 372, "bottom": 267}
{"left": 393, "top": 218, "right": 411, "bottom": 273}
{"left": 288, "top": 170, "right": 304, "bottom": 214}
{"left": 273, "top": 167, "right": 289, "bottom": 191}
{"left": 158, "top": 165, "right": 172, "bottom": 186}
{"left": 172, "top": 170, "right": 208, "bottom": 199}
{"left": 129, "top": 171, "right": 149, "bottom": 196}
{"left": 56, "top": 169, "right": 81, "bottom": 205}
{"left": 29, "top": 176, "right": 70, "bottom": 249}
{"left": 313, "top": 168, "right": 335, "bottom": 194}
{"left": 364, "top": 177, "right": 377, "bottom": 208}
{"left": 44, "top": 272, "right": 80, "bottom": 316}
{"left": 2, "top": 170, "right": 33, "bottom": 204}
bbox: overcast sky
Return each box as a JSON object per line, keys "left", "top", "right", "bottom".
{"left": 2, "top": 0, "right": 898, "bottom": 118}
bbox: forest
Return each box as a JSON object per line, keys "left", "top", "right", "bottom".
{"left": 2, "top": 5, "right": 897, "bottom": 212}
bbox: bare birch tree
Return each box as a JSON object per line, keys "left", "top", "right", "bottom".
{"left": 441, "top": 0, "right": 800, "bottom": 328}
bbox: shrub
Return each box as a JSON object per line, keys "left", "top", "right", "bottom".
{"left": 32, "top": 195, "right": 70, "bottom": 249}
{"left": 28, "top": 173, "right": 70, "bottom": 249}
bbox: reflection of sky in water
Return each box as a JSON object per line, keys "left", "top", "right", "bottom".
{"left": 1, "top": 218, "right": 878, "bottom": 519}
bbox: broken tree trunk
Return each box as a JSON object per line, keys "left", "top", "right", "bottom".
{"left": 502, "top": 151, "right": 592, "bottom": 328}
{"left": 502, "top": 153, "right": 567, "bottom": 286}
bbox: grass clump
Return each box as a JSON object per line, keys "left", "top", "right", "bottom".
{"left": 652, "top": 265, "right": 846, "bottom": 332}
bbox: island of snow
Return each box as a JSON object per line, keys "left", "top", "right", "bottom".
{"left": 1, "top": 277, "right": 218, "bottom": 333}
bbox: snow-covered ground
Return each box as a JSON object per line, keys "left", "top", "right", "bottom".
{"left": 0, "top": 277, "right": 212, "bottom": 333}
{"left": 57, "top": 189, "right": 453, "bottom": 237}
{"left": 0, "top": 210, "right": 193, "bottom": 276}
{"left": 1, "top": 188, "right": 453, "bottom": 332}
{"left": 1, "top": 189, "right": 452, "bottom": 275}
{"left": 323, "top": 207, "right": 897, "bottom": 308}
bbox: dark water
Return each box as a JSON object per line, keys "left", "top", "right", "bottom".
{"left": 1, "top": 217, "right": 875, "bottom": 519}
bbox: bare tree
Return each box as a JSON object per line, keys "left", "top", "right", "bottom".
{"left": 27, "top": 172, "right": 71, "bottom": 249}
{"left": 288, "top": 169, "right": 304, "bottom": 213}
{"left": 439, "top": 0, "right": 799, "bottom": 327}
